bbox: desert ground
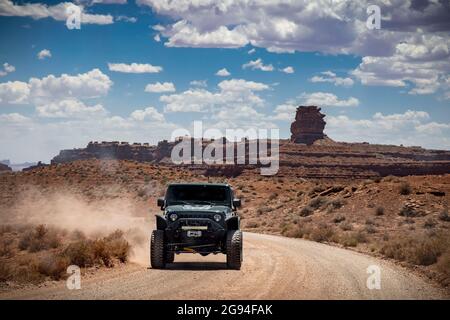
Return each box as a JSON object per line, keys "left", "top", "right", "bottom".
{"left": 0, "top": 159, "right": 449, "bottom": 299}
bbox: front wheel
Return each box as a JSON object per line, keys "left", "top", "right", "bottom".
{"left": 226, "top": 230, "right": 242, "bottom": 270}
{"left": 150, "top": 230, "right": 166, "bottom": 269}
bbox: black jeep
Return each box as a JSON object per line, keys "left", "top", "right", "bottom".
{"left": 150, "top": 183, "right": 243, "bottom": 270}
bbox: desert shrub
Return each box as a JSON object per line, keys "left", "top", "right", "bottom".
{"left": 339, "top": 221, "right": 353, "bottom": 231}
{"left": 328, "top": 198, "right": 345, "bottom": 211}
{"left": 70, "top": 229, "right": 86, "bottom": 241}
{"left": 257, "top": 206, "right": 272, "bottom": 215}
{"left": 308, "top": 196, "right": 327, "bottom": 209}
{"left": 308, "top": 185, "right": 326, "bottom": 196}
{"left": 0, "top": 262, "right": 12, "bottom": 282}
{"left": 438, "top": 209, "right": 450, "bottom": 222}
{"left": 282, "top": 225, "right": 311, "bottom": 239}
{"left": 18, "top": 225, "right": 61, "bottom": 252}
{"left": 63, "top": 240, "right": 95, "bottom": 267}
{"left": 332, "top": 214, "right": 345, "bottom": 223}
{"left": 399, "top": 182, "right": 412, "bottom": 195}
{"left": 38, "top": 254, "right": 70, "bottom": 280}
{"left": 0, "top": 236, "right": 14, "bottom": 257}
{"left": 339, "top": 231, "right": 367, "bottom": 247}
{"left": 268, "top": 192, "right": 278, "bottom": 201}
{"left": 309, "top": 223, "right": 335, "bottom": 243}
{"left": 300, "top": 206, "right": 314, "bottom": 217}
{"left": 104, "top": 230, "right": 130, "bottom": 263}
{"left": 137, "top": 188, "right": 146, "bottom": 197}
{"left": 399, "top": 205, "right": 419, "bottom": 217}
{"left": 0, "top": 225, "right": 13, "bottom": 235}
{"left": 423, "top": 218, "right": 436, "bottom": 229}
{"left": 365, "top": 224, "right": 377, "bottom": 234}
{"left": 380, "top": 233, "right": 448, "bottom": 266}
{"left": 436, "top": 250, "right": 450, "bottom": 286}
{"left": 375, "top": 206, "right": 385, "bottom": 216}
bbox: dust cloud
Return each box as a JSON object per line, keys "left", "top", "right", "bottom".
{"left": 1, "top": 186, "right": 155, "bottom": 265}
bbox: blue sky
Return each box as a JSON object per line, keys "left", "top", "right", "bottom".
{"left": 0, "top": 0, "right": 449, "bottom": 162}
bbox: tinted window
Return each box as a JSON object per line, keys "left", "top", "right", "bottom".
{"left": 166, "top": 185, "right": 231, "bottom": 205}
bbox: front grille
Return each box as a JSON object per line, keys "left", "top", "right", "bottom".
{"left": 177, "top": 212, "right": 216, "bottom": 220}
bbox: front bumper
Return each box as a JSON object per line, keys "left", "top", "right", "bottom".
{"left": 165, "top": 218, "right": 226, "bottom": 252}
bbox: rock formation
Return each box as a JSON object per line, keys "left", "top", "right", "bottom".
{"left": 51, "top": 141, "right": 160, "bottom": 164}
{"left": 290, "top": 106, "right": 327, "bottom": 145}
{"left": 0, "top": 162, "right": 12, "bottom": 172}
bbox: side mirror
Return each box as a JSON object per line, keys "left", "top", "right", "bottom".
{"left": 157, "top": 198, "right": 165, "bottom": 209}
{"left": 232, "top": 198, "right": 241, "bottom": 209}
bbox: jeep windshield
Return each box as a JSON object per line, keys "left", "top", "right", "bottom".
{"left": 166, "top": 185, "right": 231, "bottom": 206}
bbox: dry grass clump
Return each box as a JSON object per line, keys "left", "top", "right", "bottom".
{"left": 436, "top": 250, "right": 450, "bottom": 286}
{"left": 18, "top": 224, "right": 61, "bottom": 252}
{"left": 309, "top": 223, "right": 335, "bottom": 243}
{"left": 399, "top": 182, "right": 412, "bottom": 195}
{"left": 0, "top": 225, "right": 131, "bottom": 284}
{"left": 63, "top": 230, "right": 130, "bottom": 267}
{"left": 338, "top": 231, "right": 367, "bottom": 247}
{"left": 380, "top": 232, "right": 448, "bottom": 266}
{"left": 375, "top": 206, "right": 385, "bottom": 216}
{"left": 308, "top": 196, "right": 327, "bottom": 209}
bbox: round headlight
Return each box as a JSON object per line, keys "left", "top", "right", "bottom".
{"left": 169, "top": 213, "right": 178, "bottom": 221}
{"left": 213, "top": 214, "right": 222, "bottom": 222}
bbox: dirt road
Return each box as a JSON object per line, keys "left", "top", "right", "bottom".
{"left": 1, "top": 233, "right": 447, "bottom": 299}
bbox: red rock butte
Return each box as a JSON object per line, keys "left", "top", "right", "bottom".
{"left": 290, "top": 106, "right": 327, "bottom": 145}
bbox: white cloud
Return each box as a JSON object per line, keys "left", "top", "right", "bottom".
{"left": 37, "top": 49, "right": 51, "bottom": 60}
{"left": 301, "top": 92, "right": 359, "bottom": 107}
{"left": 310, "top": 71, "right": 354, "bottom": 87}
{"left": 0, "top": 112, "right": 31, "bottom": 123}
{"left": 36, "top": 99, "right": 107, "bottom": 118}
{"left": 280, "top": 66, "right": 294, "bottom": 74}
{"left": 0, "top": 63, "right": 15, "bottom": 77}
{"left": 271, "top": 103, "right": 297, "bottom": 121}
{"left": 242, "top": 58, "right": 273, "bottom": 72}
{"left": 215, "top": 68, "right": 231, "bottom": 77}
{"left": 351, "top": 34, "right": 450, "bottom": 95}
{"left": 137, "top": 1, "right": 450, "bottom": 96}
{"left": 189, "top": 80, "right": 207, "bottom": 87}
{"left": 144, "top": 81, "right": 176, "bottom": 93}
{"left": 163, "top": 20, "right": 248, "bottom": 48}
{"left": 154, "top": 34, "right": 161, "bottom": 42}
{"left": 0, "top": 0, "right": 114, "bottom": 25}
{"left": 0, "top": 68, "right": 112, "bottom": 104}
{"left": 130, "top": 106, "right": 165, "bottom": 122}
{"left": 108, "top": 62, "right": 163, "bottom": 73}
{"left": 161, "top": 78, "right": 269, "bottom": 113}
{"left": 326, "top": 110, "right": 450, "bottom": 149}
{"left": 29, "top": 68, "right": 112, "bottom": 102}
{"left": 248, "top": 48, "right": 255, "bottom": 54}
{"left": 0, "top": 81, "right": 30, "bottom": 104}
{"left": 116, "top": 16, "right": 137, "bottom": 23}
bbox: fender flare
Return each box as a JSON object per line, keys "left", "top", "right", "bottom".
{"left": 156, "top": 214, "right": 168, "bottom": 230}
{"left": 225, "top": 216, "right": 240, "bottom": 230}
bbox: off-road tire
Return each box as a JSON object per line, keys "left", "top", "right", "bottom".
{"left": 226, "top": 230, "right": 242, "bottom": 270}
{"left": 151, "top": 230, "right": 166, "bottom": 269}
{"left": 165, "top": 251, "right": 175, "bottom": 263}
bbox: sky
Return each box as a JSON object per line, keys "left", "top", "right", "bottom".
{"left": 0, "top": 0, "right": 449, "bottom": 163}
